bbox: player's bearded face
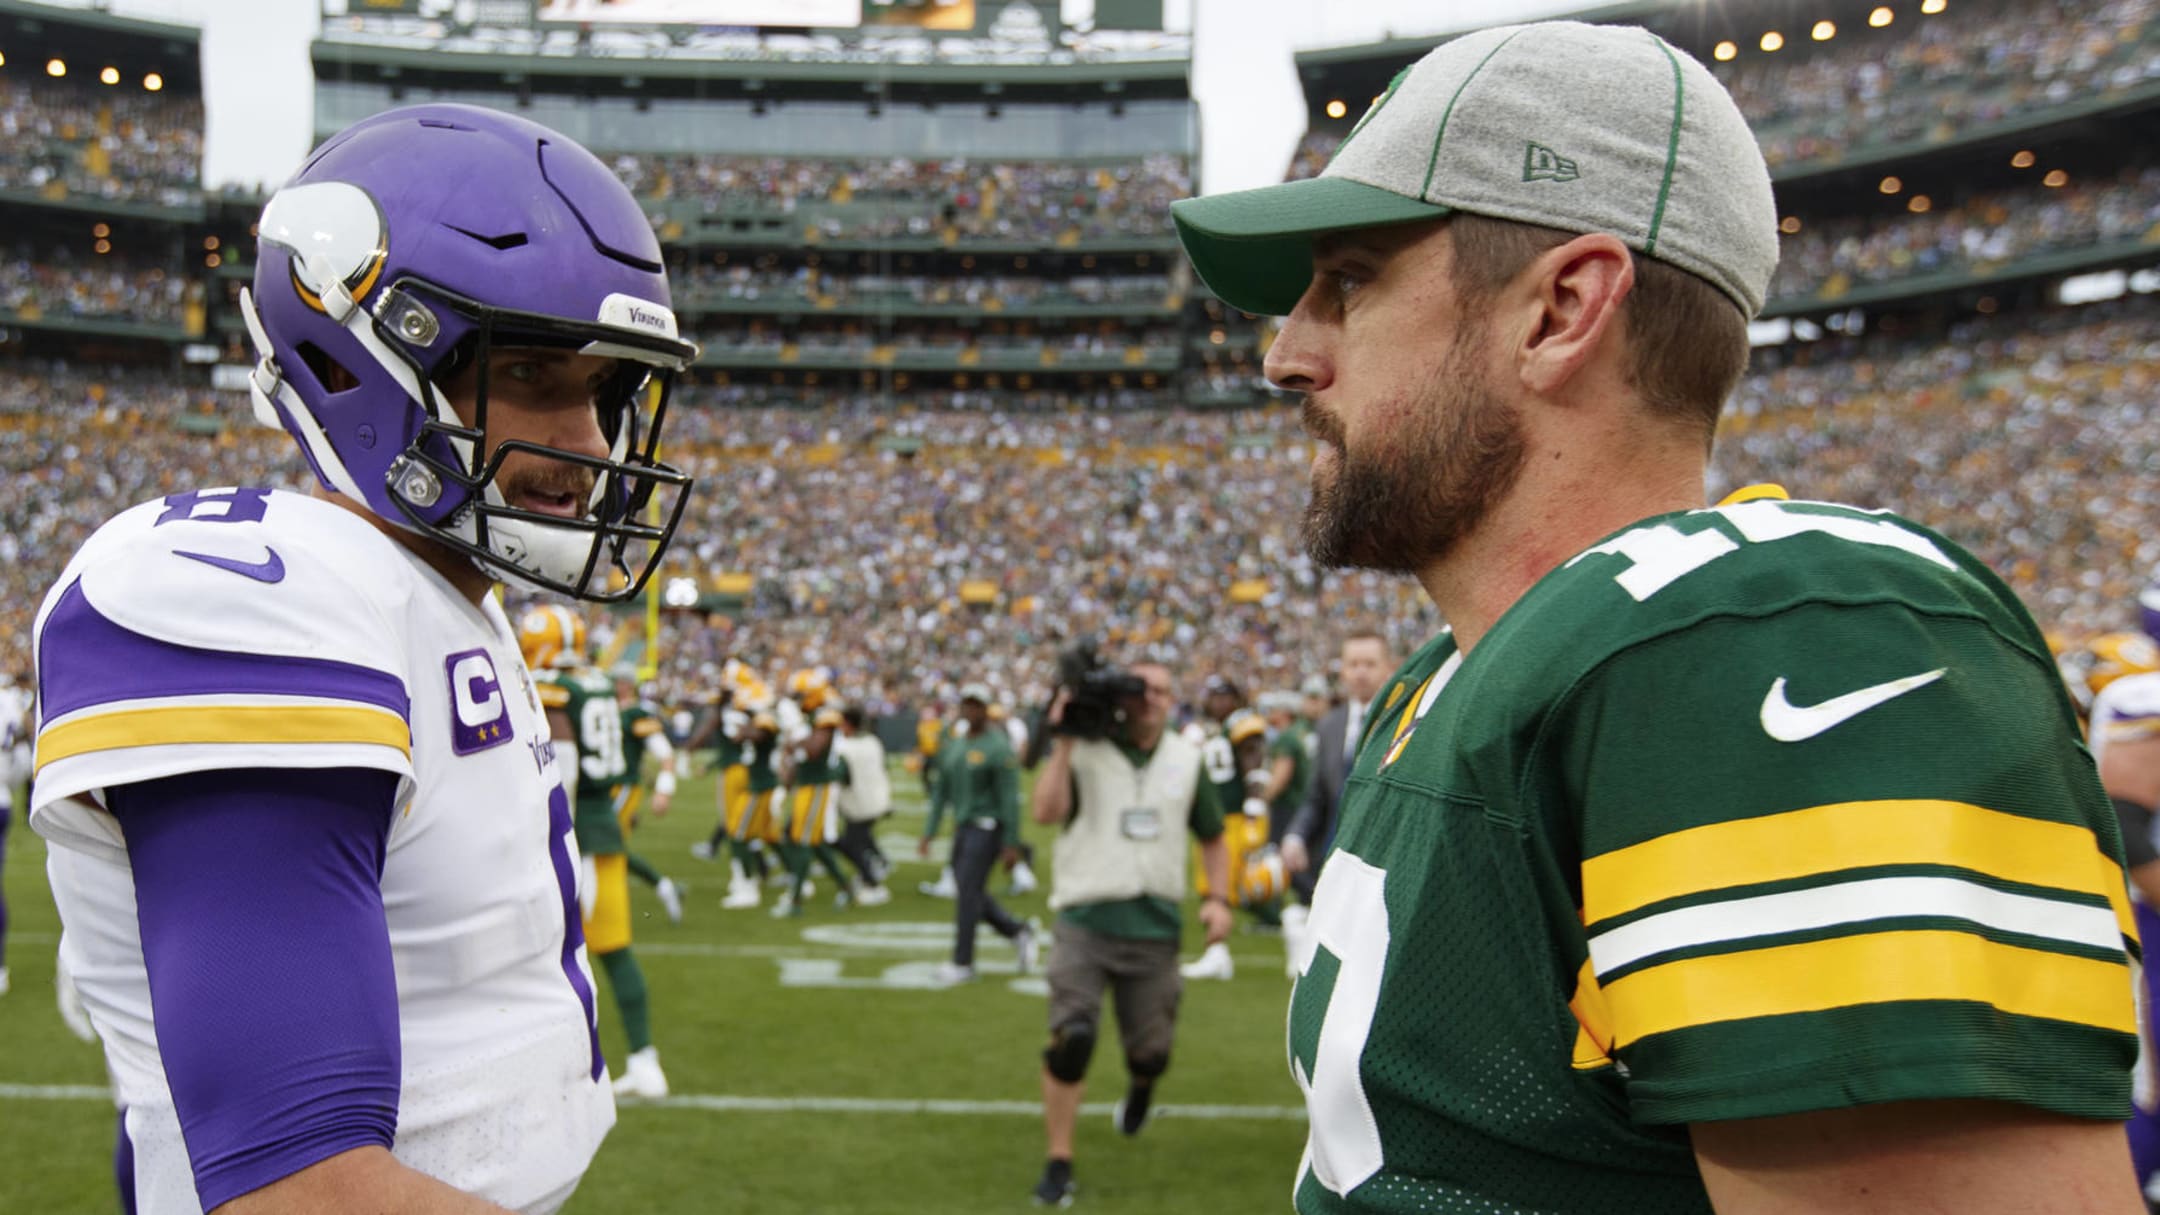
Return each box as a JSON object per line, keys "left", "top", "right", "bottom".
{"left": 1301, "top": 325, "right": 1527, "bottom": 571}
{"left": 441, "top": 347, "right": 614, "bottom": 521}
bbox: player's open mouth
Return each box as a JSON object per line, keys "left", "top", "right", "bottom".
{"left": 516, "top": 488, "right": 588, "bottom": 518}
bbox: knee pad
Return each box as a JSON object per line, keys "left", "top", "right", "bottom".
{"left": 1126, "top": 1050, "right": 1169, "bottom": 1081}
{"left": 1043, "top": 1022, "right": 1097, "bottom": 1084}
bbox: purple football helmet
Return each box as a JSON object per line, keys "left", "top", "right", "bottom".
{"left": 239, "top": 104, "right": 698, "bottom": 601}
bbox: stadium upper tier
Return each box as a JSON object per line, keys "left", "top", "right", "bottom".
{"left": 4, "top": 245, "right": 201, "bottom": 332}
{"left": 1715, "top": 0, "right": 2157, "bottom": 173}
{"left": 1293, "top": 0, "right": 2158, "bottom": 184}
{"left": 5, "top": 294, "right": 2155, "bottom": 702}
{"left": 618, "top": 152, "right": 1191, "bottom": 244}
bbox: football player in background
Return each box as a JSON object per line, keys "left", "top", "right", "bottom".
{"left": 610, "top": 665, "right": 686, "bottom": 924}
{"left": 523, "top": 609, "right": 669, "bottom": 1101}
{"left": 29, "top": 105, "right": 696, "bottom": 1212}
{"left": 686, "top": 662, "right": 767, "bottom": 903}
{"left": 1183, "top": 708, "right": 1276, "bottom": 980}
{"left": 728, "top": 709, "right": 789, "bottom": 911}
{"left": 1175, "top": 21, "right": 2140, "bottom": 1212}
{"left": 773, "top": 704, "right": 858, "bottom": 917}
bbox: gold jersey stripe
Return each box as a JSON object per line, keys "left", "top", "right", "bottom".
{"left": 1715, "top": 482, "right": 1790, "bottom": 505}
{"left": 38, "top": 703, "right": 412, "bottom": 771}
{"left": 1582, "top": 799, "right": 2133, "bottom": 945}
{"left": 1568, "top": 956, "right": 1616, "bottom": 1070}
{"left": 1602, "top": 928, "right": 2134, "bottom": 1048}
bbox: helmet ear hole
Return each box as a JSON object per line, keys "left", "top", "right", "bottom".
{"left": 296, "top": 342, "right": 361, "bottom": 394}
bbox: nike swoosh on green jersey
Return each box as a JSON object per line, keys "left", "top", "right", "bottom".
{"left": 1758, "top": 668, "right": 1947, "bottom": 742}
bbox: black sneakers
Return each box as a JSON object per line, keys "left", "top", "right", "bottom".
{"left": 1033, "top": 1158, "right": 1076, "bottom": 1208}
{"left": 1112, "top": 1082, "right": 1154, "bottom": 1136}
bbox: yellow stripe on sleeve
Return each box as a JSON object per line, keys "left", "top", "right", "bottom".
{"left": 1601, "top": 929, "right": 2134, "bottom": 1048}
{"left": 37, "top": 703, "right": 412, "bottom": 772}
{"left": 1568, "top": 957, "right": 1617, "bottom": 1070}
{"left": 1581, "top": 799, "right": 2134, "bottom": 945}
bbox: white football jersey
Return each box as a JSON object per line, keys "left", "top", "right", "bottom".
{"left": 2092, "top": 670, "right": 2160, "bottom": 771}
{"left": 31, "top": 487, "right": 612, "bottom": 1215}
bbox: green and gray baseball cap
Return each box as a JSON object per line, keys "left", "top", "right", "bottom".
{"left": 1171, "top": 21, "right": 1779, "bottom": 318}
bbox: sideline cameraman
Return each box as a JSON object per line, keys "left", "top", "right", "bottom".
{"left": 1027, "top": 661, "right": 1231, "bottom": 1207}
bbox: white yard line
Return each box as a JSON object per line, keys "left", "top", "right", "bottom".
{"left": 0, "top": 1084, "right": 1304, "bottom": 1121}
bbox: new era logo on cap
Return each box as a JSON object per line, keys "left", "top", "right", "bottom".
{"left": 1523, "top": 142, "right": 1579, "bottom": 183}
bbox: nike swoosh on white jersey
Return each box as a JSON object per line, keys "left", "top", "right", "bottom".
{"left": 1759, "top": 669, "right": 1947, "bottom": 742}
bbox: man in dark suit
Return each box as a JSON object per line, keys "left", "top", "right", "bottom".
{"left": 1282, "top": 632, "right": 1392, "bottom": 895}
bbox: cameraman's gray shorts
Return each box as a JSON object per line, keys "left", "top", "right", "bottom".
{"left": 1046, "top": 919, "right": 1182, "bottom": 1064}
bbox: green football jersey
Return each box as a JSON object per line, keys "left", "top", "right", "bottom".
{"left": 536, "top": 666, "right": 628, "bottom": 855}
{"left": 745, "top": 733, "right": 782, "bottom": 794}
{"left": 616, "top": 701, "right": 666, "bottom": 799}
{"left": 711, "top": 699, "right": 745, "bottom": 769}
{"left": 1197, "top": 723, "right": 1248, "bottom": 815}
{"left": 1269, "top": 720, "right": 1311, "bottom": 819}
{"left": 793, "top": 745, "right": 845, "bottom": 787}
{"left": 1287, "top": 498, "right": 2136, "bottom": 1214}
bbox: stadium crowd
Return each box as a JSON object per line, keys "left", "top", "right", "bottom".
{"left": 1769, "top": 162, "right": 2160, "bottom": 299}
{"left": 672, "top": 262, "right": 1177, "bottom": 310}
{"left": 620, "top": 152, "right": 1192, "bottom": 240}
{"left": 1288, "top": 0, "right": 2156, "bottom": 179}
{"left": 692, "top": 318, "right": 1183, "bottom": 360}
{"left": 1714, "top": 0, "right": 2159, "bottom": 169}
{"left": 0, "top": 78, "right": 203, "bottom": 206}
{"left": 2, "top": 245, "right": 200, "bottom": 328}
{"left": 3, "top": 297, "right": 2154, "bottom": 709}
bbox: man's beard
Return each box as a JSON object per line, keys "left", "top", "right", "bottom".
{"left": 1300, "top": 332, "right": 1528, "bottom": 573}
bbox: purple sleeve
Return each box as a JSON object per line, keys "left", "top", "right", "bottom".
{"left": 108, "top": 766, "right": 401, "bottom": 1211}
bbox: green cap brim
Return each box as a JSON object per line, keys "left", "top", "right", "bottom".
{"left": 1170, "top": 177, "right": 1451, "bottom": 316}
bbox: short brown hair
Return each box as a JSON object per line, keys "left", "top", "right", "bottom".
{"left": 1445, "top": 213, "right": 1750, "bottom": 445}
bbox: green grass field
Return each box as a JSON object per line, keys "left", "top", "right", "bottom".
{"left": 0, "top": 766, "right": 1310, "bottom": 1213}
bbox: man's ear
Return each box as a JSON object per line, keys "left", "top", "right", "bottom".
{"left": 1515, "top": 233, "right": 1634, "bottom": 398}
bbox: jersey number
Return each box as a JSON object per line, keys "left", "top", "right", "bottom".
{"left": 1201, "top": 735, "right": 1239, "bottom": 786}
{"left": 1574, "top": 499, "right": 1955, "bottom": 602}
{"left": 1289, "top": 851, "right": 1390, "bottom": 1197}
{"left": 580, "top": 698, "right": 627, "bottom": 783}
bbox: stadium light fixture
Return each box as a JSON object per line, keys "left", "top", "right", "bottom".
{"left": 94, "top": 239, "right": 111, "bottom": 254}
{"left": 1325, "top": 99, "right": 1348, "bottom": 119}
{"left": 1878, "top": 175, "right": 1902, "bottom": 194}
{"left": 0, "top": 52, "right": 7, "bottom": 68}
{"left": 1907, "top": 194, "right": 1931, "bottom": 213}
{"left": 1869, "top": 6, "right": 1894, "bottom": 26}
{"left": 1779, "top": 216, "right": 1802, "bottom": 234}
{"left": 2043, "top": 169, "right": 2068, "bottom": 187}
{"left": 2010, "top": 149, "right": 2036, "bottom": 168}
{"left": 47, "top": 57, "right": 66, "bottom": 77}
{"left": 203, "top": 235, "right": 220, "bottom": 251}
{"left": 144, "top": 72, "right": 163, "bottom": 91}
{"left": 1920, "top": 0, "right": 1945, "bottom": 11}
{"left": 1812, "top": 20, "right": 1836, "bottom": 40}
{"left": 100, "top": 66, "right": 119, "bottom": 85}
{"left": 1713, "top": 40, "right": 1737, "bottom": 60}
{"left": 92, "top": 222, "right": 110, "bottom": 238}
{"left": 1759, "top": 31, "right": 1784, "bottom": 51}
{"left": 205, "top": 253, "right": 221, "bottom": 269}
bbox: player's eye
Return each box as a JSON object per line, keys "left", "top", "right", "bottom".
{"left": 499, "top": 358, "right": 545, "bottom": 385}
